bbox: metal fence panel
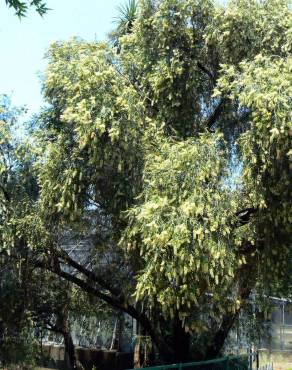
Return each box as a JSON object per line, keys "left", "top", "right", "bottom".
{"left": 126, "top": 355, "right": 248, "bottom": 370}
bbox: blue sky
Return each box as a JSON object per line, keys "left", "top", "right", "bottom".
{"left": 0, "top": 0, "right": 120, "bottom": 116}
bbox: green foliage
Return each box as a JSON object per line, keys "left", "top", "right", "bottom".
{"left": 120, "top": 0, "right": 217, "bottom": 136}
{"left": 4, "top": 0, "right": 48, "bottom": 16}
{"left": 38, "top": 39, "right": 144, "bottom": 223}
{"left": 114, "top": 0, "right": 138, "bottom": 36}
{"left": 216, "top": 54, "right": 292, "bottom": 289}
{"left": 124, "top": 134, "right": 239, "bottom": 322}
{"left": 206, "top": 0, "right": 291, "bottom": 64}
{"left": 1, "top": 0, "right": 292, "bottom": 361}
{"left": 0, "top": 330, "right": 39, "bottom": 369}
{"left": 0, "top": 249, "right": 40, "bottom": 368}
{"left": 34, "top": 0, "right": 291, "bottom": 336}
{"left": 0, "top": 97, "right": 47, "bottom": 256}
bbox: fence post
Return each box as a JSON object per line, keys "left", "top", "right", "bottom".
{"left": 248, "top": 347, "right": 253, "bottom": 370}
{"left": 256, "top": 350, "right": 259, "bottom": 370}
{"left": 226, "top": 356, "right": 230, "bottom": 370}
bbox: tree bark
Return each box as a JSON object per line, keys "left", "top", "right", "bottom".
{"left": 173, "top": 314, "right": 191, "bottom": 363}
{"left": 205, "top": 310, "right": 241, "bottom": 359}
{"left": 63, "top": 328, "right": 78, "bottom": 370}
{"left": 205, "top": 240, "right": 259, "bottom": 359}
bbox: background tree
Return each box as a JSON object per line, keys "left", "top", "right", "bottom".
{"left": 110, "top": 0, "right": 138, "bottom": 50}
{"left": 0, "top": 97, "right": 105, "bottom": 370}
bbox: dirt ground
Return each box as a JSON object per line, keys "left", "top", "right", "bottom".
{"left": 260, "top": 351, "right": 292, "bottom": 370}
{"left": 273, "top": 363, "right": 292, "bottom": 370}
{"left": 274, "top": 365, "right": 292, "bottom": 370}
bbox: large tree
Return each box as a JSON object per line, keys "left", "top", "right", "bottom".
{"left": 1, "top": 0, "right": 291, "bottom": 365}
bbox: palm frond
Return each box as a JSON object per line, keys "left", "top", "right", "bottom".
{"left": 114, "top": 0, "right": 138, "bottom": 26}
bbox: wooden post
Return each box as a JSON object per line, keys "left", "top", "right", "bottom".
{"left": 248, "top": 347, "right": 253, "bottom": 370}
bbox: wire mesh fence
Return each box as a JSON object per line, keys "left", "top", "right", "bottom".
{"left": 258, "top": 365, "right": 273, "bottom": 370}
{"left": 126, "top": 355, "right": 249, "bottom": 370}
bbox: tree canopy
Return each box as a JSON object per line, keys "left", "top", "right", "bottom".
{"left": 0, "top": 0, "right": 291, "bottom": 365}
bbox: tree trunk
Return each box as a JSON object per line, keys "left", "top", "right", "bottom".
{"left": 205, "top": 312, "right": 239, "bottom": 359}
{"left": 47, "top": 321, "right": 82, "bottom": 370}
{"left": 205, "top": 241, "right": 258, "bottom": 359}
{"left": 57, "top": 297, "right": 81, "bottom": 370}
{"left": 134, "top": 335, "right": 142, "bottom": 368}
{"left": 173, "top": 315, "right": 191, "bottom": 363}
{"left": 63, "top": 329, "right": 78, "bottom": 370}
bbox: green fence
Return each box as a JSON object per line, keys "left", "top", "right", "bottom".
{"left": 127, "top": 355, "right": 249, "bottom": 370}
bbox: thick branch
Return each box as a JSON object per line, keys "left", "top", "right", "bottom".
{"left": 36, "top": 258, "right": 173, "bottom": 360}
{"left": 205, "top": 283, "right": 252, "bottom": 358}
{"left": 205, "top": 99, "right": 225, "bottom": 132}
{"left": 0, "top": 183, "right": 10, "bottom": 202}
{"left": 43, "top": 322, "right": 64, "bottom": 335}
{"left": 235, "top": 207, "right": 257, "bottom": 226}
{"left": 197, "top": 62, "right": 215, "bottom": 84}
{"left": 56, "top": 248, "right": 121, "bottom": 298}
{"left": 205, "top": 240, "right": 259, "bottom": 358}
{"left": 39, "top": 259, "right": 126, "bottom": 312}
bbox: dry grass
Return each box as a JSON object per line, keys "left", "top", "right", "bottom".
{"left": 274, "top": 366, "right": 292, "bottom": 370}
{"left": 259, "top": 351, "right": 292, "bottom": 370}
{"left": 273, "top": 363, "right": 292, "bottom": 370}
